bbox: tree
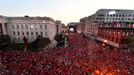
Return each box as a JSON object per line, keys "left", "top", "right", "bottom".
{"left": 54, "top": 34, "right": 65, "bottom": 47}
{"left": 31, "top": 35, "right": 51, "bottom": 51}
{"left": 0, "top": 35, "right": 11, "bottom": 50}
{"left": 128, "top": 35, "right": 134, "bottom": 52}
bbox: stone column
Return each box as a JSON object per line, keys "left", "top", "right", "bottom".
{"left": 2, "top": 23, "right": 6, "bottom": 35}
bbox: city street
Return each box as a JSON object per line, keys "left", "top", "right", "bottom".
{"left": 0, "top": 32, "right": 134, "bottom": 75}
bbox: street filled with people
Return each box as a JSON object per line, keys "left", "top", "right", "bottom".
{"left": 0, "top": 32, "right": 134, "bottom": 75}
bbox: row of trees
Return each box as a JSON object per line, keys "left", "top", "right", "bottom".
{"left": 54, "top": 33, "right": 68, "bottom": 47}
{"left": 0, "top": 35, "right": 51, "bottom": 51}
{"left": 0, "top": 35, "right": 11, "bottom": 50}
{"left": 0, "top": 33, "right": 69, "bottom": 51}
{"left": 30, "top": 35, "right": 51, "bottom": 51}
{"left": 1, "top": 34, "right": 133, "bottom": 52}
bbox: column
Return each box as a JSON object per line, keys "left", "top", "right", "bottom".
{"left": 2, "top": 23, "right": 6, "bottom": 35}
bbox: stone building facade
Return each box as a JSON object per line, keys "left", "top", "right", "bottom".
{"left": 0, "top": 15, "right": 57, "bottom": 43}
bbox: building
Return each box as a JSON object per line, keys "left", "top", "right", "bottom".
{"left": 0, "top": 15, "right": 57, "bottom": 43}
{"left": 84, "top": 14, "right": 98, "bottom": 39}
{"left": 68, "top": 22, "right": 79, "bottom": 32}
{"left": 96, "top": 9, "right": 134, "bottom": 23}
{"left": 84, "top": 9, "right": 134, "bottom": 49}
{"left": 61, "top": 24, "right": 68, "bottom": 33}
{"left": 55, "top": 20, "right": 63, "bottom": 34}
{"left": 98, "top": 22, "right": 134, "bottom": 49}
{"left": 85, "top": 9, "right": 134, "bottom": 38}
{"left": 77, "top": 17, "right": 87, "bottom": 33}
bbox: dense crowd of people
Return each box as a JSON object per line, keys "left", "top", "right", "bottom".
{"left": 0, "top": 32, "right": 134, "bottom": 75}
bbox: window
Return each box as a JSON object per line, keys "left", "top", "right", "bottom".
{"left": 36, "top": 32, "right": 38, "bottom": 35}
{"left": 13, "top": 31, "right": 15, "bottom": 35}
{"left": 116, "top": 15, "right": 118, "bottom": 17}
{"left": 12, "top": 25, "right": 15, "bottom": 29}
{"left": 41, "top": 32, "right": 43, "bottom": 36}
{"left": 126, "top": 32, "right": 129, "bottom": 36}
{"left": 122, "top": 32, "right": 125, "bottom": 36}
{"left": 17, "top": 25, "right": 19, "bottom": 29}
{"left": 18, "top": 31, "right": 20, "bottom": 35}
{"left": 121, "top": 39, "right": 124, "bottom": 44}
{"left": 26, "top": 25, "right": 28, "bottom": 29}
{"left": 27, "top": 32, "right": 29, "bottom": 35}
{"left": 116, "top": 38, "right": 118, "bottom": 43}
{"left": 40, "top": 25, "right": 42, "bottom": 29}
{"left": 21, "top": 25, "right": 24, "bottom": 29}
{"left": 45, "top": 25, "right": 47, "bottom": 29}
{"left": 128, "top": 18, "right": 131, "bottom": 20}
{"left": 130, "top": 32, "right": 133, "bottom": 35}
{"left": 118, "top": 32, "right": 120, "bottom": 35}
{"left": 45, "top": 32, "right": 47, "bottom": 36}
{"left": 30, "top": 25, "right": 34, "bottom": 29}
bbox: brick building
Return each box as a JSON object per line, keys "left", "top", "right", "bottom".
{"left": 97, "top": 22, "right": 134, "bottom": 49}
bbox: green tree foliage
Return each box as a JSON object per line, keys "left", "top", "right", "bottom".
{"left": 0, "top": 35, "right": 11, "bottom": 43}
{"left": 0, "top": 35, "right": 11, "bottom": 50}
{"left": 54, "top": 34, "right": 65, "bottom": 47}
{"left": 31, "top": 35, "right": 51, "bottom": 51}
{"left": 128, "top": 35, "right": 134, "bottom": 52}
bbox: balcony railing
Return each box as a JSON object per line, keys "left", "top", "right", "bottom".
{"left": 98, "top": 22, "right": 134, "bottom": 29}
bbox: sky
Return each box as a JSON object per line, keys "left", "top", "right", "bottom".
{"left": 0, "top": 0, "right": 134, "bottom": 25}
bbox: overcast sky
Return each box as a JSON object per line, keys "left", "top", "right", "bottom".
{"left": 0, "top": 0, "right": 134, "bottom": 25}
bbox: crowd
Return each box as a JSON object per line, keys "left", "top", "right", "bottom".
{"left": 0, "top": 32, "right": 134, "bottom": 75}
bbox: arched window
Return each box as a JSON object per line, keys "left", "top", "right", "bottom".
{"left": 122, "top": 32, "right": 125, "bottom": 36}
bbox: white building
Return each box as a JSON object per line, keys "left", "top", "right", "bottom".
{"left": 55, "top": 20, "right": 63, "bottom": 34}
{"left": 0, "top": 15, "right": 57, "bottom": 43}
{"left": 95, "top": 9, "right": 134, "bottom": 23}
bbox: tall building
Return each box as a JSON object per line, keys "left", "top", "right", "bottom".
{"left": 96, "top": 9, "right": 134, "bottom": 23}
{"left": 85, "top": 9, "right": 134, "bottom": 37}
{"left": 55, "top": 20, "right": 63, "bottom": 34}
{"left": 84, "top": 9, "right": 134, "bottom": 49}
{"left": 77, "top": 17, "right": 87, "bottom": 33}
{"left": 98, "top": 22, "right": 134, "bottom": 49}
{"left": 84, "top": 14, "right": 98, "bottom": 38}
{"left": 0, "top": 15, "right": 57, "bottom": 43}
